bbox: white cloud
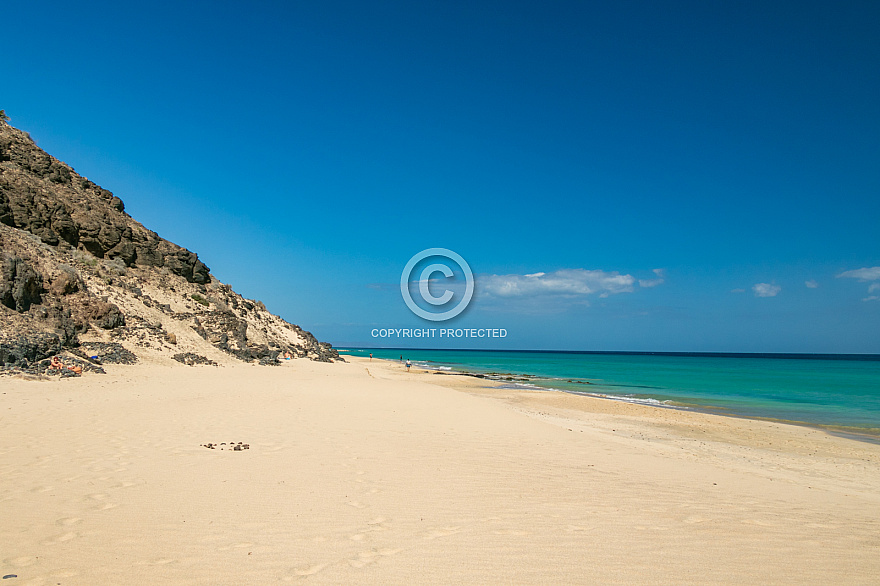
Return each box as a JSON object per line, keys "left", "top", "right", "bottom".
{"left": 837, "top": 266, "right": 880, "bottom": 298}
{"left": 837, "top": 267, "right": 880, "bottom": 281}
{"left": 805, "top": 280, "right": 819, "bottom": 289}
{"left": 638, "top": 268, "right": 666, "bottom": 288}
{"left": 752, "top": 283, "right": 781, "bottom": 298}
{"left": 480, "top": 268, "right": 636, "bottom": 299}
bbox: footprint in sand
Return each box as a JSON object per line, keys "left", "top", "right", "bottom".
{"left": 42, "top": 531, "right": 78, "bottom": 545}
{"left": 56, "top": 517, "right": 83, "bottom": 526}
{"left": 377, "top": 548, "right": 402, "bottom": 556}
{"left": 346, "top": 501, "right": 367, "bottom": 509}
{"left": 348, "top": 548, "right": 401, "bottom": 568}
{"left": 742, "top": 519, "right": 776, "bottom": 526}
{"left": 424, "top": 526, "right": 461, "bottom": 540}
{"left": 293, "top": 564, "right": 328, "bottom": 576}
{"left": 4, "top": 556, "right": 36, "bottom": 568}
{"left": 282, "top": 564, "right": 328, "bottom": 580}
{"left": 352, "top": 517, "right": 390, "bottom": 539}
{"left": 492, "top": 529, "right": 530, "bottom": 536}
{"left": 87, "top": 492, "right": 109, "bottom": 501}
{"left": 49, "top": 569, "right": 79, "bottom": 578}
{"left": 348, "top": 551, "right": 379, "bottom": 568}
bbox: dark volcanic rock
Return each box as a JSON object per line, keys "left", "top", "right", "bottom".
{"left": 0, "top": 254, "right": 43, "bottom": 311}
{"left": 79, "top": 341, "right": 138, "bottom": 364}
{"left": 173, "top": 352, "right": 217, "bottom": 366}
{"left": 92, "top": 301, "right": 125, "bottom": 329}
{"left": 0, "top": 117, "right": 341, "bottom": 367}
{"left": 0, "top": 123, "right": 211, "bottom": 283}
{"left": 0, "top": 331, "right": 63, "bottom": 367}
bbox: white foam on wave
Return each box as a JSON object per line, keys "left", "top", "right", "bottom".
{"left": 602, "top": 395, "right": 669, "bottom": 406}
{"left": 499, "top": 382, "right": 679, "bottom": 409}
{"left": 438, "top": 366, "right": 683, "bottom": 411}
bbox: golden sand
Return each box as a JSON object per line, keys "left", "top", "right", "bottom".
{"left": 1, "top": 356, "right": 878, "bottom": 584}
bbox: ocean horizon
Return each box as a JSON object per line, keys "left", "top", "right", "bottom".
{"left": 341, "top": 348, "right": 880, "bottom": 437}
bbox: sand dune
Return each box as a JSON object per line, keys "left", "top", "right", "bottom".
{"left": 2, "top": 357, "right": 878, "bottom": 584}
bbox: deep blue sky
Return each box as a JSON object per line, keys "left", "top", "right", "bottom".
{"left": 4, "top": 1, "right": 879, "bottom": 352}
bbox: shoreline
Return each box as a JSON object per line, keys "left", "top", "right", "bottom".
{"left": 353, "top": 351, "right": 880, "bottom": 442}
{"left": 345, "top": 347, "right": 880, "bottom": 360}
{"left": 445, "top": 368, "right": 880, "bottom": 444}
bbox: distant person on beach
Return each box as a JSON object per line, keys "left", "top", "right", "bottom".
{"left": 400, "top": 355, "right": 403, "bottom": 362}
{"left": 369, "top": 353, "right": 373, "bottom": 361}
{"left": 405, "top": 359, "right": 411, "bottom": 371}
{"left": 49, "top": 356, "right": 82, "bottom": 375}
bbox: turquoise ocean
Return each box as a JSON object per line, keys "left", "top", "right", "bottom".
{"left": 340, "top": 349, "right": 880, "bottom": 437}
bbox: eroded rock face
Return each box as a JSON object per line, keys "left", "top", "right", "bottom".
{"left": 0, "top": 254, "right": 43, "bottom": 311}
{"left": 0, "top": 125, "right": 210, "bottom": 284}
{"left": 0, "top": 117, "right": 341, "bottom": 368}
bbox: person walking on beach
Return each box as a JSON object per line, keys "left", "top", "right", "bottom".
{"left": 405, "top": 359, "right": 411, "bottom": 372}
{"left": 369, "top": 353, "right": 373, "bottom": 361}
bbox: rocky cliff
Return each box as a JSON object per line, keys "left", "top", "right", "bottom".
{"left": 0, "top": 115, "right": 339, "bottom": 375}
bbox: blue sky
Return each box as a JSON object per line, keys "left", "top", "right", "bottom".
{"left": 4, "top": 0, "right": 879, "bottom": 353}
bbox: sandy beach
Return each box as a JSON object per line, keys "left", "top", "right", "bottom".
{"left": 2, "top": 356, "right": 879, "bottom": 585}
